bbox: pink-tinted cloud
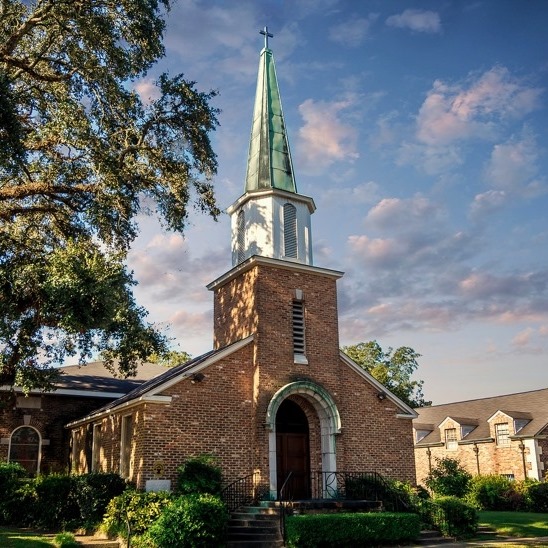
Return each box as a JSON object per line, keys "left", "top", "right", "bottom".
{"left": 416, "top": 67, "right": 542, "bottom": 147}
{"left": 296, "top": 98, "right": 359, "bottom": 172}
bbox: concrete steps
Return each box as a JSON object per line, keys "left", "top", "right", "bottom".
{"left": 226, "top": 504, "right": 284, "bottom": 548}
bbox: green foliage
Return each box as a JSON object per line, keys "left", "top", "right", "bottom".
{"left": 285, "top": 512, "right": 421, "bottom": 547}
{"left": 423, "top": 496, "right": 478, "bottom": 538}
{"left": 72, "top": 472, "right": 127, "bottom": 528}
{"left": 26, "top": 474, "right": 81, "bottom": 529}
{"left": 342, "top": 340, "right": 431, "bottom": 407}
{"left": 466, "top": 474, "right": 525, "bottom": 511}
{"left": 53, "top": 532, "right": 79, "bottom": 548}
{"left": 425, "top": 457, "right": 472, "bottom": 498}
{"left": 147, "top": 493, "right": 228, "bottom": 548}
{"left": 147, "top": 349, "right": 192, "bottom": 368}
{"left": 0, "top": 462, "right": 28, "bottom": 524}
{"left": 0, "top": 0, "right": 220, "bottom": 389}
{"left": 176, "top": 454, "right": 223, "bottom": 495}
{"left": 102, "top": 489, "right": 172, "bottom": 538}
{"left": 528, "top": 482, "right": 548, "bottom": 512}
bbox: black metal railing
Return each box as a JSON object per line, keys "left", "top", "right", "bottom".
{"left": 221, "top": 472, "right": 259, "bottom": 512}
{"left": 312, "top": 471, "right": 409, "bottom": 512}
{"left": 279, "top": 471, "right": 294, "bottom": 546}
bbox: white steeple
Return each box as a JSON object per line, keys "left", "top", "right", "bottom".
{"left": 228, "top": 27, "right": 315, "bottom": 267}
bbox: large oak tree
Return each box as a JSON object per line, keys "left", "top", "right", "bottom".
{"left": 0, "top": 0, "right": 220, "bottom": 390}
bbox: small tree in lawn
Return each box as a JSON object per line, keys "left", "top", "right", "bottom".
{"left": 425, "top": 457, "right": 472, "bottom": 498}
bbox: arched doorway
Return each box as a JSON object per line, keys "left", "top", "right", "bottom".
{"left": 9, "top": 426, "right": 41, "bottom": 474}
{"left": 276, "top": 399, "right": 310, "bottom": 499}
{"left": 266, "top": 381, "right": 341, "bottom": 500}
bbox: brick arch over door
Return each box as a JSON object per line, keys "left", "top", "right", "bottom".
{"left": 265, "top": 381, "right": 341, "bottom": 499}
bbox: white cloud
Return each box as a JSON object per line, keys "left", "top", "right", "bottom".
{"left": 366, "top": 196, "right": 440, "bottom": 230}
{"left": 484, "top": 133, "right": 547, "bottom": 196}
{"left": 386, "top": 9, "right": 441, "bottom": 34}
{"left": 416, "top": 67, "right": 542, "bottom": 146}
{"left": 296, "top": 98, "right": 359, "bottom": 172}
{"left": 134, "top": 79, "right": 161, "bottom": 103}
{"left": 348, "top": 234, "right": 404, "bottom": 268}
{"left": 469, "top": 190, "right": 507, "bottom": 218}
{"left": 328, "top": 17, "right": 374, "bottom": 47}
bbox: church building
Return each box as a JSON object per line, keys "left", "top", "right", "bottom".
{"left": 68, "top": 31, "right": 417, "bottom": 499}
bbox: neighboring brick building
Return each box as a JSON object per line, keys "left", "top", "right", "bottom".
{"left": 67, "top": 38, "right": 418, "bottom": 497}
{"left": 0, "top": 361, "right": 166, "bottom": 474}
{"left": 414, "top": 388, "right": 548, "bottom": 485}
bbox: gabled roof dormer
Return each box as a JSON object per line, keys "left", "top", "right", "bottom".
{"left": 228, "top": 27, "right": 314, "bottom": 267}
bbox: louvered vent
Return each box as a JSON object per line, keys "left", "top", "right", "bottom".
{"left": 237, "top": 209, "right": 245, "bottom": 263}
{"left": 283, "top": 203, "right": 297, "bottom": 258}
{"left": 292, "top": 300, "right": 305, "bottom": 355}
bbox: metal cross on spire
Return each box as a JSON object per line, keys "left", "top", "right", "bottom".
{"left": 260, "top": 26, "right": 273, "bottom": 49}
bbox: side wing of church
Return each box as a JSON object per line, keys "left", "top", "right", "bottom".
{"left": 67, "top": 33, "right": 417, "bottom": 497}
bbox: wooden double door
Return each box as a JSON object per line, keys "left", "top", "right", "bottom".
{"left": 276, "top": 399, "right": 310, "bottom": 499}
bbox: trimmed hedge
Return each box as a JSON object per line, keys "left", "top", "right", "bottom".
{"left": 285, "top": 512, "right": 421, "bottom": 547}
{"left": 422, "top": 496, "right": 478, "bottom": 538}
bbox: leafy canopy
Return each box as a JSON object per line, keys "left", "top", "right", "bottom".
{"left": 0, "top": 0, "right": 220, "bottom": 389}
{"left": 342, "top": 340, "right": 431, "bottom": 408}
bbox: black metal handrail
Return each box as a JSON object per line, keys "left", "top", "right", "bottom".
{"left": 312, "top": 470, "right": 410, "bottom": 512}
{"left": 221, "top": 472, "right": 259, "bottom": 512}
{"left": 279, "top": 471, "right": 294, "bottom": 546}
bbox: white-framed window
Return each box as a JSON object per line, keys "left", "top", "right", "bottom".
{"left": 237, "top": 209, "right": 246, "bottom": 264}
{"left": 495, "top": 423, "right": 510, "bottom": 447}
{"left": 445, "top": 428, "right": 458, "bottom": 450}
{"left": 9, "top": 426, "right": 41, "bottom": 474}
{"left": 92, "top": 423, "right": 102, "bottom": 472}
{"left": 120, "top": 414, "right": 134, "bottom": 479}
{"left": 283, "top": 203, "right": 297, "bottom": 258}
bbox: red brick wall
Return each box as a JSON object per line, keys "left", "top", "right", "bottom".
{"left": 70, "top": 261, "right": 416, "bottom": 490}
{"left": 0, "top": 393, "right": 115, "bottom": 474}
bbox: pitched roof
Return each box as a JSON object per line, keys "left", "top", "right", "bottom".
{"left": 66, "top": 336, "right": 254, "bottom": 427}
{"left": 244, "top": 45, "right": 297, "bottom": 194}
{"left": 414, "top": 387, "right": 548, "bottom": 445}
{"left": 55, "top": 361, "right": 168, "bottom": 395}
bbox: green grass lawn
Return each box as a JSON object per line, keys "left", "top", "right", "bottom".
{"left": 0, "top": 527, "right": 55, "bottom": 547}
{"left": 479, "top": 511, "right": 548, "bottom": 538}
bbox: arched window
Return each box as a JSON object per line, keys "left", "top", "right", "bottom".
{"left": 9, "top": 426, "right": 41, "bottom": 474}
{"left": 283, "top": 203, "right": 297, "bottom": 258}
{"left": 237, "top": 209, "right": 246, "bottom": 264}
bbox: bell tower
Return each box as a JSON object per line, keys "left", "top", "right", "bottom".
{"left": 227, "top": 27, "right": 315, "bottom": 267}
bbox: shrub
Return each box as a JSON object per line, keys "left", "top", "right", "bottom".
{"left": 175, "top": 454, "right": 223, "bottom": 495}
{"left": 425, "top": 457, "right": 472, "bottom": 498}
{"left": 528, "top": 481, "right": 548, "bottom": 512}
{"left": 72, "top": 472, "right": 127, "bottom": 528}
{"left": 31, "top": 473, "right": 81, "bottom": 529}
{"left": 53, "top": 532, "right": 79, "bottom": 548}
{"left": 102, "top": 489, "right": 172, "bottom": 538}
{"left": 0, "top": 461, "right": 28, "bottom": 524}
{"left": 467, "top": 475, "right": 514, "bottom": 510}
{"left": 285, "top": 512, "right": 421, "bottom": 547}
{"left": 147, "top": 493, "right": 228, "bottom": 548}
{"left": 425, "top": 496, "right": 478, "bottom": 538}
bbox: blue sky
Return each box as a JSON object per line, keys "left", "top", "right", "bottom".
{"left": 127, "top": 0, "right": 548, "bottom": 404}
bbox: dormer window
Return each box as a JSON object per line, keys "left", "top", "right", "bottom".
{"left": 445, "top": 428, "right": 457, "bottom": 450}
{"left": 495, "top": 423, "right": 510, "bottom": 447}
{"left": 283, "top": 203, "right": 297, "bottom": 258}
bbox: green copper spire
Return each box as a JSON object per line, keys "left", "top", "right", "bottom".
{"left": 245, "top": 27, "right": 297, "bottom": 194}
